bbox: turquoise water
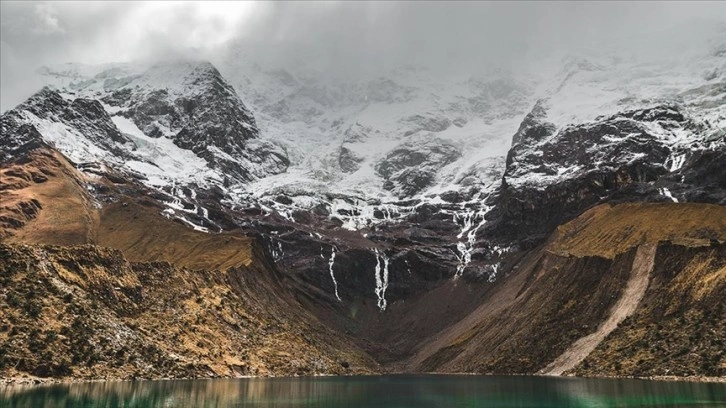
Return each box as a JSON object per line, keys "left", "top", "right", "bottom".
{"left": 1, "top": 375, "right": 725, "bottom": 408}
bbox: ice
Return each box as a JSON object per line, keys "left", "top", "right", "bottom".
{"left": 668, "top": 154, "right": 687, "bottom": 172}
{"left": 22, "top": 111, "right": 112, "bottom": 164}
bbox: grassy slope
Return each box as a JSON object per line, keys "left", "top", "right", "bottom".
{"left": 550, "top": 202, "right": 726, "bottom": 258}
{"left": 1, "top": 149, "right": 98, "bottom": 245}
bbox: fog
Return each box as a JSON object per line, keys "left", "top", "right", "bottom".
{"left": 2, "top": 1, "right": 725, "bottom": 112}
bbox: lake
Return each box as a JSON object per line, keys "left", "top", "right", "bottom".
{"left": 1, "top": 375, "right": 725, "bottom": 408}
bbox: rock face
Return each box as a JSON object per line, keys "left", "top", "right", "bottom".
{"left": 487, "top": 102, "right": 726, "bottom": 247}
{"left": 1, "top": 88, "right": 129, "bottom": 163}
{"left": 376, "top": 140, "right": 461, "bottom": 198}
{"left": 0, "top": 120, "right": 46, "bottom": 163}
{"left": 18, "top": 61, "right": 289, "bottom": 185}
{"left": 101, "top": 62, "right": 289, "bottom": 182}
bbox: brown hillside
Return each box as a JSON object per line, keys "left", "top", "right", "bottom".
{"left": 409, "top": 202, "right": 726, "bottom": 377}
{"left": 1, "top": 148, "right": 255, "bottom": 272}
{"left": 0, "top": 244, "right": 377, "bottom": 381}
{"left": 0, "top": 149, "right": 98, "bottom": 245}
{"left": 550, "top": 202, "right": 726, "bottom": 258}
{"left": 408, "top": 248, "right": 636, "bottom": 374}
{"left": 97, "top": 201, "right": 253, "bottom": 271}
{"left": 574, "top": 242, "right": 726, "bottom": 377}
{"left": 1, "top": 148, "right": 378, "bottom": 382}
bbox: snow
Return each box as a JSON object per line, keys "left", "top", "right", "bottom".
{"left": 669, "top": 154, "right": 687, "bottom": 172}
{"left": 452, "top": 205, "right": 492, "bottom": 278}
{"left": 269, "top": 239, "right": 283, "bottom": 261}
{"left": 22, "top": 111, "right": 112, "bottom": 164}
{"left": 215, "top": 59, "right": 530, "bottom": 219}
{"left": 111, "top": 115, "right": 221, "bottom": 187}
{"left": 161, "top": 208, "right": 209, "bottom": 233}
{"left": 216, "top": 22, "right": 723, "bottom": 217}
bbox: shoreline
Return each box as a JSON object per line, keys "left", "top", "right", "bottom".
{"left": 3, "top": 372, "right": 725, "bottom": 387}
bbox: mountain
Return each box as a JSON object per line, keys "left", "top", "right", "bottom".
{"left": 27, "top": 61, "right": 288, "bottom": 186}
{"left": 1, "top": 25, "right": 725, "bottom": 382}
{"left": 0, "top": 145, "right": 377, "bottom": 380}
{"left": 408, "top": 203, "right": 726, "bottom": 377}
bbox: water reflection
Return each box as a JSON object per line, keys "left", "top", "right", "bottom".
{"left": 1, "top": 375, "right": 725, "bottom": 408}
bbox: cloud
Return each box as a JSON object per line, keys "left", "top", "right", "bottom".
{"left": 32, "top": 3, "right": 66, "bottom": 34}
{"left": 2, "top": 1, "right": 725, "bottom": 112}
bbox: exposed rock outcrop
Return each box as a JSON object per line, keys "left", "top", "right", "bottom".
{"left": 486, "top": 103, "right": 726, "bottom": 248}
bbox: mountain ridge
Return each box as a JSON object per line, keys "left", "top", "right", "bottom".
{"left": 1, "top": 44, "right": 725, "bottom": 382}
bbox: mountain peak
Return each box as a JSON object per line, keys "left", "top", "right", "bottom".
{"left": 4, "top": 59, "right": 289, "bottom": 188}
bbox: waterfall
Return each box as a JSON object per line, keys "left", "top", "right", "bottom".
{"left": 328, "top": 246, "right": 342, "bottom": 302}
{"left": 373, "top": 248, "right": 390, "bottom": 311}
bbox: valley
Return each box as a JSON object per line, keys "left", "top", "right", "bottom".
{"left": 1, "top": 26, "right": 725, "bottom": 383}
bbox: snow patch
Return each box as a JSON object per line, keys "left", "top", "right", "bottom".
{"left": 668, "top": 154, "right": 687, "bottom": 172}
{"left": 452, "top": 205, "right": 491, "bottom": 278}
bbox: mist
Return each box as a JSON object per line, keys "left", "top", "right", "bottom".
{"left": 2, "top": 1, "right": 725, "bottom": 112}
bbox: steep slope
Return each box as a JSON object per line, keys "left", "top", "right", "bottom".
{"left": 0, "top": 145, "right": 377, "bottom": 382}
{"left": 0, "top": 243, "right": 376, "bottom": 381}
{"left": 480, "top": 23, "right": 725, "bottom": 249}
{"left": 541, "top": 243, "right": 657, "bottom": 375}
{"left": 35, "top": 60, "right": 526, "bottom": 230}
{"left": 23, "top": 61, "right": 288, "bottom": 187}
{"left": 408, "top": 203, "right": 726, "bottom": 377}
{"left": 573, "top": 242, "right": 726, "bottom": 378}
{"left": 0, "top": 148, "right": 98, "bottom": 245}
{"left": 486, "top": 102, "right": 725, "bottom": 248}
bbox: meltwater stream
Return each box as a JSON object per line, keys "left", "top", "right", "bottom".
{"left": 2, "top": 375, "right": 725, "bottom": 408}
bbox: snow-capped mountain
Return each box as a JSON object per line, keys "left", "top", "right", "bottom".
{"left": 1, "top": 17, "right": 725, "bottom": 386}
{"left": 481, "top": 27, "right": 726, "bottom": 246}
{"left": 1, "top": 21, "right": 724, "bottom": 304}
{"left": 29, "top": 61, "right": 288, "bottom": 186}
{"left": 30, "top": 59, "right": 534, "bottom": 231}
{"left": 17, "top": 20, "right": 724, "bottom": 238}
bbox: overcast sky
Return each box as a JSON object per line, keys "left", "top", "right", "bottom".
{"left": 2, "top": 1, "right": 725, "bottom": 112}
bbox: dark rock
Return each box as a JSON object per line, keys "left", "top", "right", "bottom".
{"left": 488, "top": 102, "right": 723, "bottom": 247}
{"left": 339, "top": 146, "right": 364, "bottom": 173}
{"left": 376, "top": 141, "right": 461, "bottom": 198}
